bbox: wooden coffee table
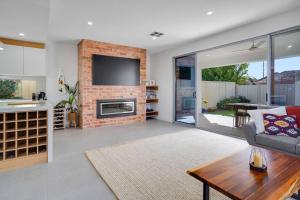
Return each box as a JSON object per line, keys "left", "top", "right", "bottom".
{"left": 187, "top": 146, "right": 300, "bottom": 200}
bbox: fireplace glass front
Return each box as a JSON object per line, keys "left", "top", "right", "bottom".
{"left": 97, "top": 99, "right": 136, "bottom": 118}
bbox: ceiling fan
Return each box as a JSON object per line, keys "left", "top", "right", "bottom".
{"left": 232, "top": 40, "right": 265, "bottom": 53}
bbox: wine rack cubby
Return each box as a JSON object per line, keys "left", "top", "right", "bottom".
{"left": 0, "top": 110, "right": 48, "bottom": 166}
{"left": 53, "top": 106, "right": 65, "bottom": 130}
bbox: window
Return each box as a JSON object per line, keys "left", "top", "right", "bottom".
{"left": 272, "top": 30, "right": 300, "bottom": 106}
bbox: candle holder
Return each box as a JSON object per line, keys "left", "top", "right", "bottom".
{"left": 249, "top": 148, "right": 267, "bottom": 172}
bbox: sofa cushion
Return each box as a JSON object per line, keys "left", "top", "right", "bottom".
{"left": 263, "top": 114, "right": 299, "bottom": 138}
{"left": 256, "top": 134, "right": 299, "bottom": 153}
{"left": 286, "top": 106, "right": 300, "bottom": 127}
{"left": 248, "top": 106, "right": 287, "bottom": 134}
{"left": 296, "top": 143, "right": 300, "bottom": 155}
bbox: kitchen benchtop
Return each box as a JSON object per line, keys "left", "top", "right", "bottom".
{"left": 0, "top": 100, "right": 52, "bottom": 112}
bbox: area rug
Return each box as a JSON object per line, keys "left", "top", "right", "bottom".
{"left": 86, "top": 129, "right": 248, "bottom": 200}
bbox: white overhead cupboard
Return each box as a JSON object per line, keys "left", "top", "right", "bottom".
{"left": 0, "top": 44, "right": 23, "bottom": 75}
{"left": 23, "top": 47, "right": 46, "bottom": 76}
{"left": 0, "top": 44, "right": 46, "bottom": 76}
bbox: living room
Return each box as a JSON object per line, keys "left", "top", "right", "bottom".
{"left": 0, "top": 0, "right": 300, "bottom": 200}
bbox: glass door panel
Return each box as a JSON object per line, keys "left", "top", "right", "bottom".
{"left": 175, "top": 55, "right": 196, "bottom": 125}
{"left": 272, "top": 30, "right": 300, "bottom": 106}
{"left": 198, "top": 37, "right": 267, "bottom": 129}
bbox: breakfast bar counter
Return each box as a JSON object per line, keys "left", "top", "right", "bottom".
{"left": 0, "top": 102, "right": 53, "bottom": 171}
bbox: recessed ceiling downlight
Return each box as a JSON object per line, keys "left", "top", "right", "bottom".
{"left": 207, "top": 11, "right": 213, "bottom": 15}
{"left": 150, "top": 32, "right": 164, "bottom": 40}
{"left": 288, "top": 45, "right": 293, "bottom": 48}
{"left": 87, "top": 21, "right": 93, "bottom": 26}
{"left": 19, "top": 33, "right": 25, "bottom": 37}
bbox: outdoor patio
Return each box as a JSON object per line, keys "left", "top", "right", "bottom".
{"left": 203, "top": 113, "right": 233, "bottom": 127}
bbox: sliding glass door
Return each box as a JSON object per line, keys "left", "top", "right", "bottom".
{"left": 173, "top": 27, "right": 300, "bottom": 130}
{"left": 271, "top": 30, "right": 300, "bottom": 106}
{"left": 197, "top": 37, "right": 268, "bottom": 132}
{"left": 175, "top": 55, "right": 196, "bottom": 125}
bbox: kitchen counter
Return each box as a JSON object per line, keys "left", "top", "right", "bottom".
{"left": 0, "top": 101, "right": 51, "bottom": 112}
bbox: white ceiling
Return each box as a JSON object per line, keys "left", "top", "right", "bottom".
{"left": 1, "top": 0, "right": 300, "bottom": 53}
{"left": 0, "top": 0, "right": 49, "bottom": 42}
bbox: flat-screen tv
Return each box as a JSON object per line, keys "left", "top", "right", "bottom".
{"left": 179, "top": 66, "right": 191, "bottom": 80}
{"left": 92, "top": 54, "right": 140, "bottom": 86}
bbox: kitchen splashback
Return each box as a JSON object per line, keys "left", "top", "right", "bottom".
{"left": 0, "top": 75, "right": 46, "bottom": 99}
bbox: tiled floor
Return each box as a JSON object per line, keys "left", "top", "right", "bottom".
{"left": 0, "top": 120, "right": 194, "bottom": 200}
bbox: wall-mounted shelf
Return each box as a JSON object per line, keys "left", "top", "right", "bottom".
{"left": 146, "top": 85, "right": 158, "bottom": 90}
{"left": 146, "top": 111, "right": 159, "bottom": 117}
{"left": 146, "top": 99, "right": 159, "bottom": 103}
{"left": 146, "top": 85, "right": 159, "bottom": 119}
{"left": 0, "top": 111, "right": 48, "bottom": 171}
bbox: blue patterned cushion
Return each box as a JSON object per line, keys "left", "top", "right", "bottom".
{"left": 263, "top": 114, "right": 300, "bottom": 138}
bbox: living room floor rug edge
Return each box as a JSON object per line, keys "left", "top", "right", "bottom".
{"left": 86, "top": 129, "right": 248, "bottom": 200}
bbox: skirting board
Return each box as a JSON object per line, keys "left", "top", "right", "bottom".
{"left": 0, "top": 153, "right": 48, "bottom": 172}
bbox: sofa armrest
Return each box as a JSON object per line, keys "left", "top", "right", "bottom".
{"left": 243, "top": 121, "right": 257, "bottom": 145}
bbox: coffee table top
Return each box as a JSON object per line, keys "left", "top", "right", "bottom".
{"left": 187, "top": 146, "right": 300, "bottom": 200}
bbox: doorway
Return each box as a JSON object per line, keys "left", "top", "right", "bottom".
{"left": 175, "top": 55, "right": 196, "bottom": 125}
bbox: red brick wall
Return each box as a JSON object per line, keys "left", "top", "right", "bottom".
{"left": 78, "top": 40, "right": 146, "bottom": 128}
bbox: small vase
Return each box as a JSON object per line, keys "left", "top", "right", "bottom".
{"left": 68, "top": 112, "right": 77, "bottom": 128}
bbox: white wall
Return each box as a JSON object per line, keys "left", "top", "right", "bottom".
{"left": 46, "top": 41, "right": 78, "bottom": 105}
{"left": 150, "top": 8, "right": 300, "bottom": 122}
{"left": 46, "top": 41, "right": 151, "bottom": 106}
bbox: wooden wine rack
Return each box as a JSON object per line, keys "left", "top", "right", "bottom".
{"left": 0, "top": 110, "right": 48, "bottom": 171}
{"left": 53, "top": 106, "right": 65, "bottom": 130}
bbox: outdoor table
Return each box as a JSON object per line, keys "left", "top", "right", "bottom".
{"left": 226, "top": 103, "right": 274, "bottom": 127}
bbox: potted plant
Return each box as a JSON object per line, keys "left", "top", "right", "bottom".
{"left": 202, "top": 99, "right": 208, "bottom": 113}
{"left": 56, "top": 81, "right": 79, "bottom": 127}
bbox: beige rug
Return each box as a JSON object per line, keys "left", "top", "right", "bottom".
{"left": 86, "top": 129, "right": 248, "bottom": 200}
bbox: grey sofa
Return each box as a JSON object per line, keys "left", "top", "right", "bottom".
{"left": 243, "top": 121, "right": 300, "bottom": 156}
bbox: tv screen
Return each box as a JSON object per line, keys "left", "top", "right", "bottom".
{"left": 92, "top": 54, "right": 140, "bottom": 86}
{"left": 179, "top": 66, "right": 191, "bottom": 80}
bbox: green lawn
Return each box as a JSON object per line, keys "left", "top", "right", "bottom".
{"left": 207, "top": 109, "right": 234, "bottom": 117}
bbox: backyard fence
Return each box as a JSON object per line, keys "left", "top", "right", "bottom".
{"left": 236, "top": 84, "right": 267, "bottom": 105}
{"left": 202, "top": 81, "right": 299, "bottom": 108}
{"left": 201, "top": 81, "right": 235, "bottom": 109}
{"left": 177, "top": 81, "right": 299, "bottom": 111}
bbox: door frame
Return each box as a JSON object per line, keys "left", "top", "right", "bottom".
{"left": 173, "top": 54, "right": 197, "bottom": 125}
{"left": 172, "top": 26, "right": 300, "bottom": 126}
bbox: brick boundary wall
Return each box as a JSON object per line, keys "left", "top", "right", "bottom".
{"left": 78, "top": 40, "right": 146, "bottom": 128}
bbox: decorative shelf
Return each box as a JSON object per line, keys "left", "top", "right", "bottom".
{"left": 146, "top": 85, "right": 159, "bottom": 119}
{"left": 146, "top": 85, "right": 158, "bottom": 90}
{"left": 146, "top": 111, "right": 159, "bottom": 117}
{"left": 146, "top": 99, "right": 159, "bottom": 103}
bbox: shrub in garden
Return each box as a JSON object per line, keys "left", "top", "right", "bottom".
{"left": 216, "top": 96, "right": 250, "bottom": 109}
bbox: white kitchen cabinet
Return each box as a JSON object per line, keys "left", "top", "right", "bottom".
{"left": 0, "top": 44, "right": 23, "bottom": 75}
{"left": 23, "top": 47, "right": 46, "bottom": 76}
